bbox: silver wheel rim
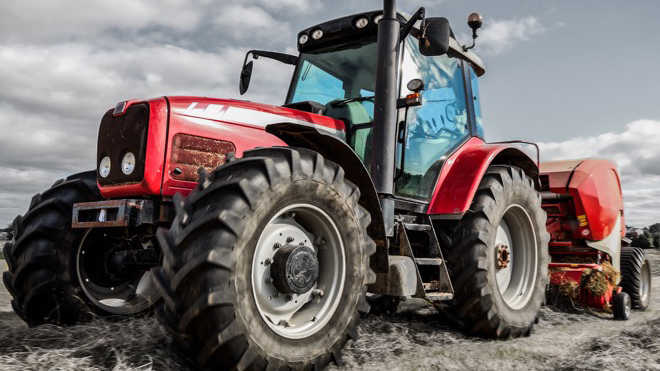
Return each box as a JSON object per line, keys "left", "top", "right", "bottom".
{"left": 640, "top": 261, "right": 651, "bottom": 305}
{"left": 76, "top": 229, "right": 159, "bottom": 315}
{"left": 252, "top": 203, "right": 345, "bottom": 339}
{"left": 495, "top": 204, "right": 538, "bottom": 310}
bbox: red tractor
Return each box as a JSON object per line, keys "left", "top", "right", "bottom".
{"left": 1, "top": 1, "right": 650, "bottom": 370}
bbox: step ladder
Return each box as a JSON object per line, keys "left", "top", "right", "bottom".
{"left": 397, "top": 219, "right": 454, "bottom": 301}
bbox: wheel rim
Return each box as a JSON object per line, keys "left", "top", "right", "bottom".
{"left": 624, "top": 294, "right": 632, "bottom": 318}
{"left": 640, "top": 260, "right": 651, "bottom": 306}
{"left": 252, "top": 203, "right": 345, "bottom": 339}
{"left": 494, "top": 204, "right": 538, "bottom": 310}
{"left": 76, "top": 229, "right": 160, "bottom": 315}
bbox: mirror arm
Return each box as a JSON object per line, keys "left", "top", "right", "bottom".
{"left": 399, "top": 7, "right": 425, "bottom": 39}
{"left": 244, "top": 49, "right": 298, "bottom": 66}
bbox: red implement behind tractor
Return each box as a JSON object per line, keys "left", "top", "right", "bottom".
{"left": 541, "top": 159, "right": 652, "bottom": 319}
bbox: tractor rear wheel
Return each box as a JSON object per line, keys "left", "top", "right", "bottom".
{"left": 446, "top": 165, "right": 550, "bottom": 338}
{"left": 620, "top": 246, "right": 652, "bottom": 310}
{"left": 154, "top": 147, "right": 375, "bottom": 370}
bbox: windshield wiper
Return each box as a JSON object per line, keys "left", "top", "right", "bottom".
{"left": 331, "top": 96, "right": 375, "bottom": 107}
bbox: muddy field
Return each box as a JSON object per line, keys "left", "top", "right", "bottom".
{"left": 1, "top": 251, "right": 659, "bottom": 371}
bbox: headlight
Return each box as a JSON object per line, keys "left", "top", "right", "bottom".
{"left": 374, "top": 14, "right": 384, "bottom": 24}
{"left": 121, "top": 152, "right": 136, "bottom": 175}
{"left": 99, "top": 156, "right": 111, "bottom": 178}
{"left": 298, "top": 34, "right": 309, "bottom": 44}
{"left": 311, "top": 29, "right": 323, "bottom": 40}
{"left": 355, "top": 17, "right": 369, "bottom": 29}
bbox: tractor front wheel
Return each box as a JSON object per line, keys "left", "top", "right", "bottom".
{"left": 446, "top": 165, "right": 550, "bottom": 338}
{"left": 2, "top": 171, "right": 160, "bottom": 326}
{"left": 154, "top": 147, "right": 375, "bottom": 370}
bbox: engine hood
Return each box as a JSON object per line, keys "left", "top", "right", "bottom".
{"left": 167, "top": 96, "right": 346, "bottom": 138}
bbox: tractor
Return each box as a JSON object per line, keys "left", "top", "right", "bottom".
{"left": 2, "top": 1, "right": 650, "bottom": 370}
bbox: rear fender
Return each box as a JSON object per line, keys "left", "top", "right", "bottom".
{"left": 267, "top": 122, "right": 387, "bottom": 273}
{"left": 427, "top": 137, "right": 539, "bottom": 217}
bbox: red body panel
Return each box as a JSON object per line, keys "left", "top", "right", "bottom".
{"left": 426, "top": 137, "right": 536, "bottom": 215}
{"left": 163, "top": 97, "right": 289, "bottom": 196}
{"left": 540, "top": 159, "right": 624, "bottom": 241}
{"left": 98, "top": 96, "right": 345, "bottom": 198}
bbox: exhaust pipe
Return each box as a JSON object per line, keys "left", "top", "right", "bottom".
{"left": 371, "top": 0, "right": 400, "bottom": 236}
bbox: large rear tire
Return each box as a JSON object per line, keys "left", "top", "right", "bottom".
{"left": 2, "top": 172, "right": 100, "bottom": 325}
{"left": 154, "top": 147, "right": 375, "bottom": 370}
{"left": 620, "top": 246, "right": 652, "bottom": 310}
{"left": 446, "top": 165, "right": 550, "bottom": 338}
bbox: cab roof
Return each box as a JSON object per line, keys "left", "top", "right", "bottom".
{"left": 296, "top": 10, "right": 485, "bottom": 76}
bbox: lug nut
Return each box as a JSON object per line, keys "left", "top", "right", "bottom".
{"left": 286, "top": 236, "right": 294, "bottom": 243}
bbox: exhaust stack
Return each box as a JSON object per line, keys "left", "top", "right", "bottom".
{"left": 371, "top": 0, "right": 400, "bottom": 235}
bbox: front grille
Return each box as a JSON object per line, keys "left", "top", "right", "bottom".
{"left": 169, "top": 134, "right": 235, "bottom": 182}
{"left": 97, "top": 104, "right": 149, "bottom": 185}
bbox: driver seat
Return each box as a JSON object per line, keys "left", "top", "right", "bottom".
{"left": 323, "top": 101, "right": 372, "bottom": 161}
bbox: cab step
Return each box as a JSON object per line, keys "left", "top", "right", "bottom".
{"left": 403, "top": 223, "right": 432, "bottom": 232}
{"left": 425, "top": 292, "right": 454, "bottom": 301}
{"left": 415, "top": 258, "right": 444, "bottom": 266}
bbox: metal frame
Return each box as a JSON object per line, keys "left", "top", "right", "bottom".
{"left": 72, "top": 199, "right": 155, "bottom": 229}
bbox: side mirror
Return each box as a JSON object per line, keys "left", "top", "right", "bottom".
{"left": 419, "top": 17, "right": 450, "bottom": 56}
{"left": 239, "top": 61, "right": 253, "bottom": 95}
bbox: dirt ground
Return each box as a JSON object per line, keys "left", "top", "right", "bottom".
{"left": 1, "top": 251, "right": 659, "bottom": 371}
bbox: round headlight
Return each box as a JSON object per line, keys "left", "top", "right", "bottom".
{"left": 121, "top": 152, "right": 136, "bottom": 175}
{"left": 298, "top": 34, "right": 309, "bottom": 44}
{"left": 99, "top": 156, "right": 111, "bottom": 178}
{"left": 355, "top": 17, "right": 369, "bottom": 29}
{"left": 311, "top": 29, "right": 323, "bottom": 40}
{"left": 374, "top": 14, "right": 384, "bottom": 24}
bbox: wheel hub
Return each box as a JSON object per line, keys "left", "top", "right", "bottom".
{"left": 271, "top": 244, "right": 319, "bottom": 294}
{"left": 496, "top": 244, "right": 511, "bottom": 269}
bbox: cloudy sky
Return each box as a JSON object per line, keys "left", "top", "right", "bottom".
{"left": 0, "top": 0, "right": 659, "bottom": 227}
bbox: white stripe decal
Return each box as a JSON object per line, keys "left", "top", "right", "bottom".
{"left": 173, "top": 102, "right": 345, "bottom": 139}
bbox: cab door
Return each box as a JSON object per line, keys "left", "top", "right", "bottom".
{"left": 395, "top": 36, "right": 473, "bottom": 200}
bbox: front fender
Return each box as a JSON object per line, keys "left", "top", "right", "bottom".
{"left": 266, "top": 122, "right": 388, "bottom": 273}
{"left": 427, "top": 137, "right": 539, "bottom": 217}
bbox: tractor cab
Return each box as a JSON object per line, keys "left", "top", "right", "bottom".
{"left": 276, "top": 11, "right": 487, "bottom": 201}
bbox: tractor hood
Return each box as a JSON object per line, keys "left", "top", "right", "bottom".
{"left": 167, "top": 96, "right": 346, "bottom": 139}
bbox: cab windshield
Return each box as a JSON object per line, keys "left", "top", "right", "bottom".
{"left": 286, "top": 40, "right": 378, "bottom": 161}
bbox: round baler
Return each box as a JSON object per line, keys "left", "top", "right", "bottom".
{"left": 541, "top": 159, "right": 652, "bottom": 319}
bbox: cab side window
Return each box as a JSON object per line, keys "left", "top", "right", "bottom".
{"left": 395, "top": 36, "right": 470, "bottom": 200}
